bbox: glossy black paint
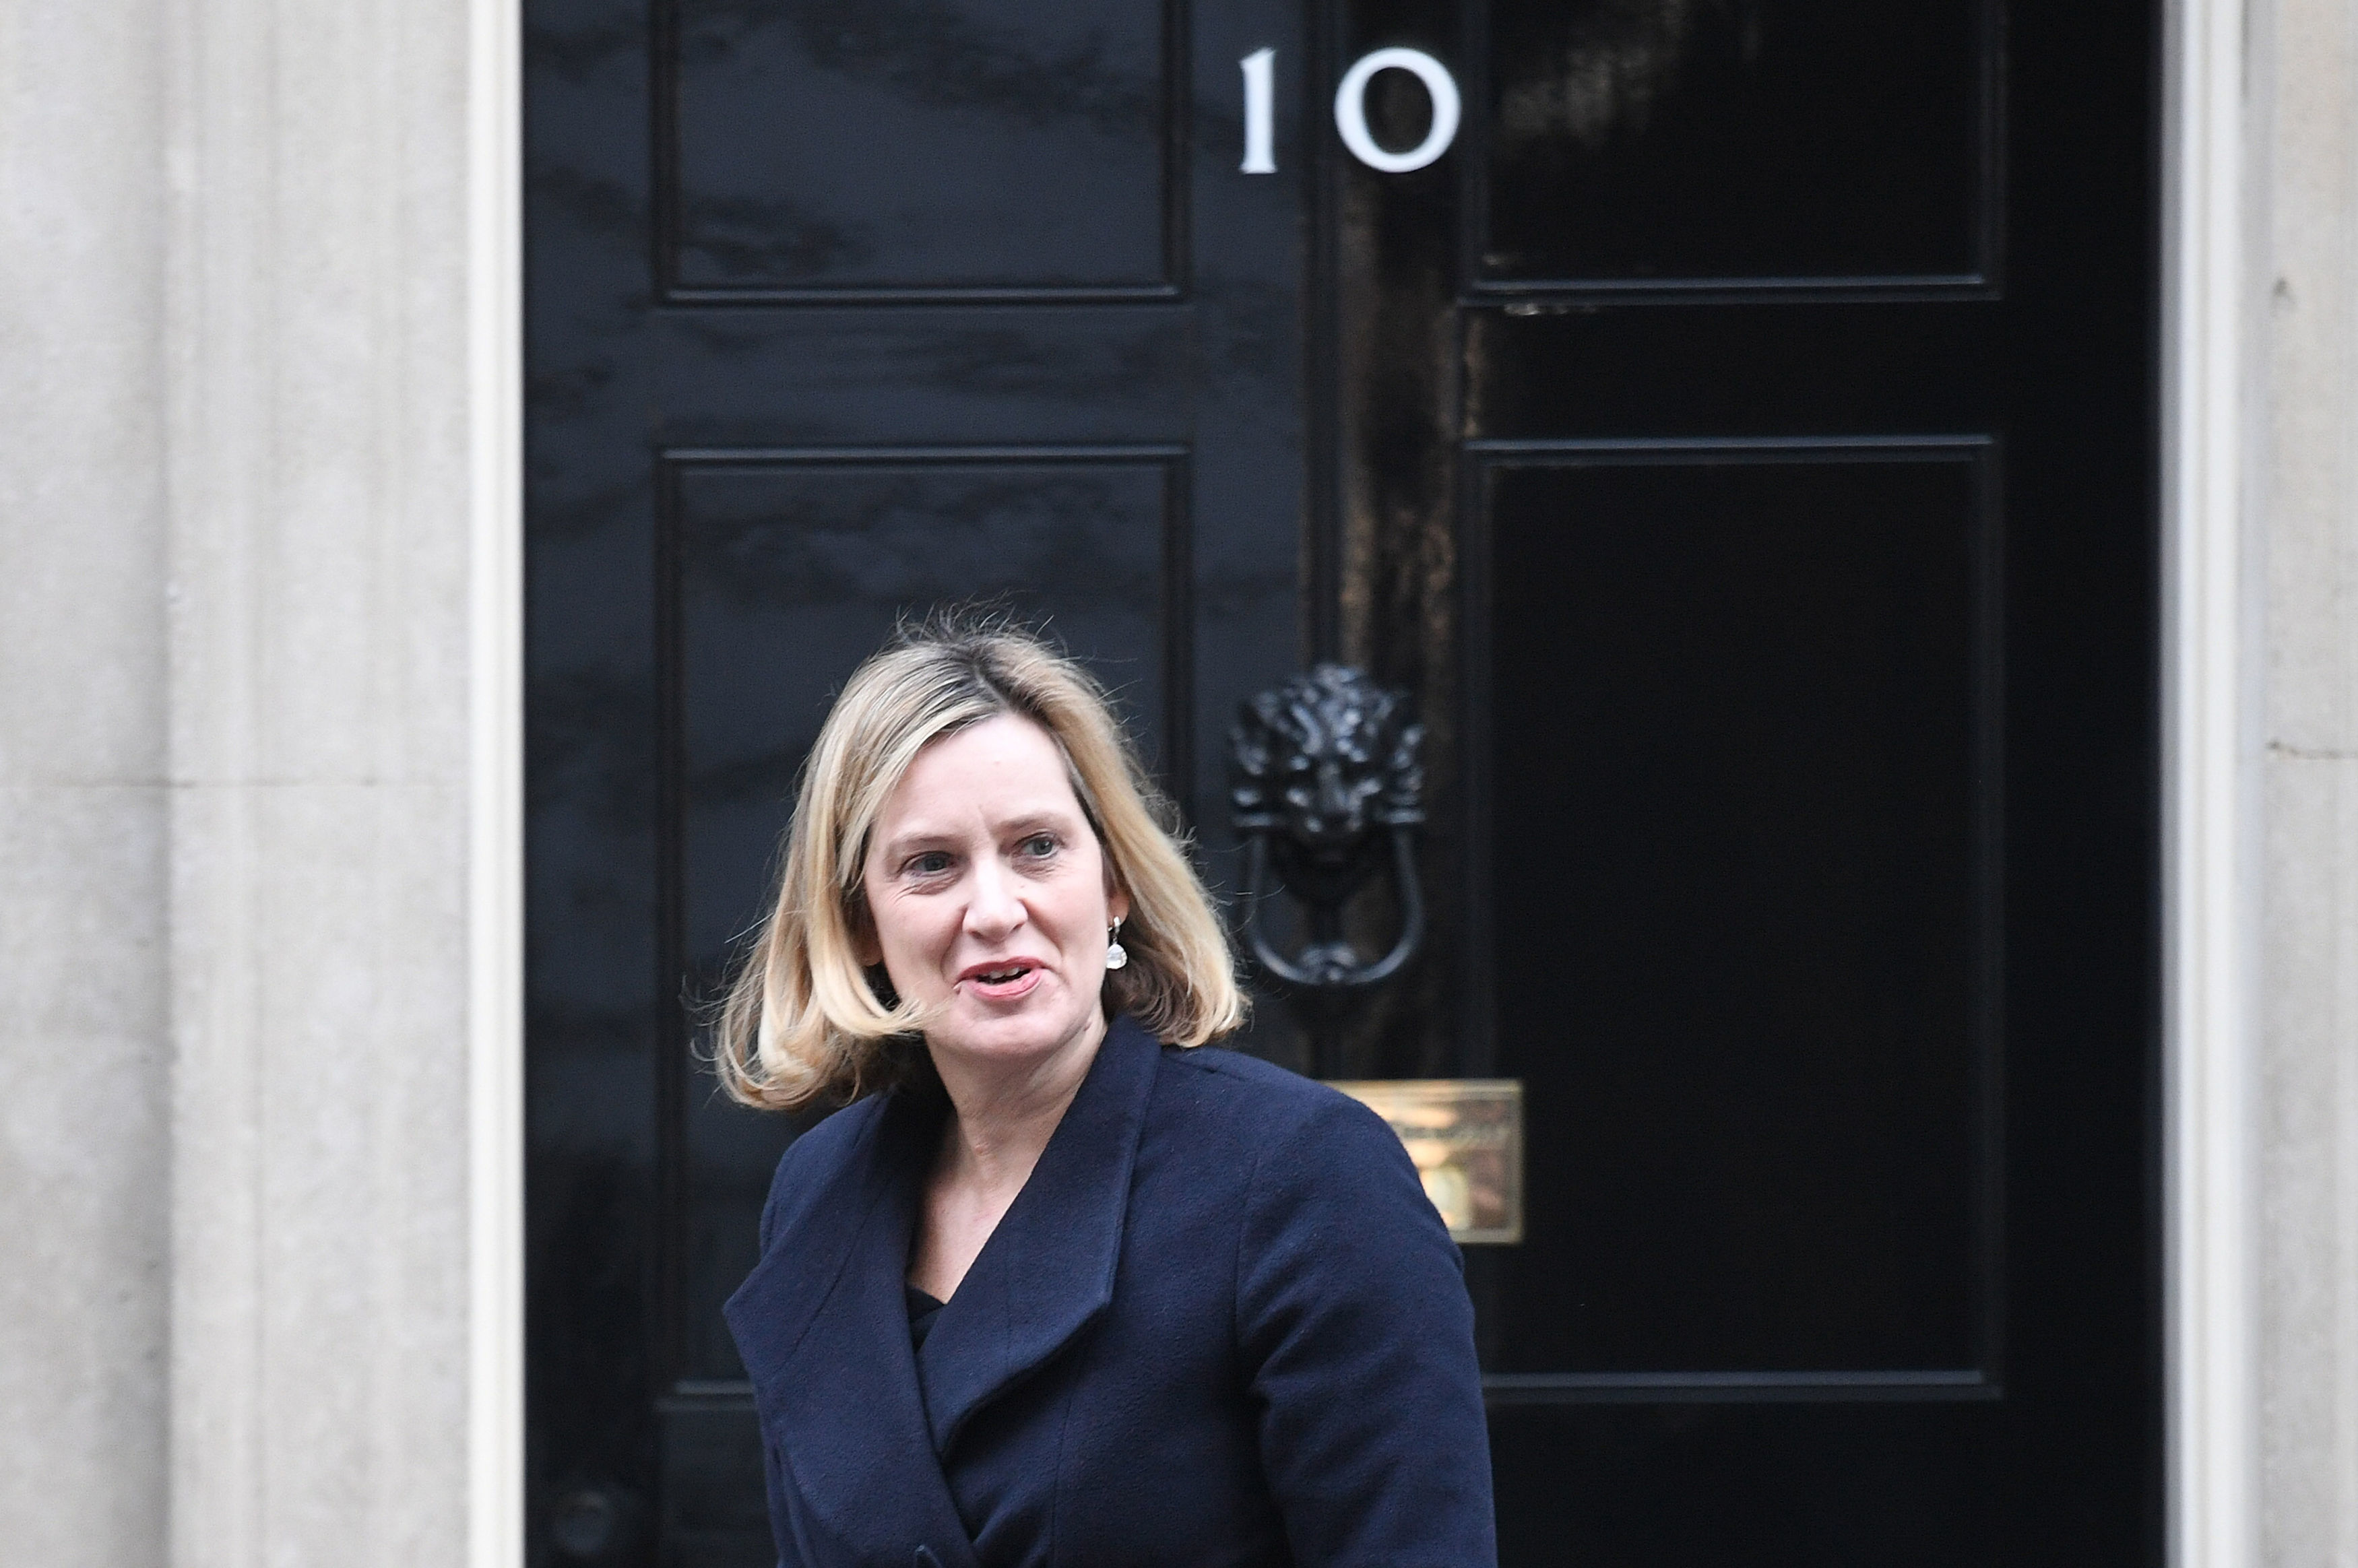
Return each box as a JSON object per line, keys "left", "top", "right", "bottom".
{"left": 527, "top": 0, "right": 2161, "bottom": 1561}
{"left": 1481, "top": 445, "right": 1994, "bottom": 1379}
{"left": 1473, "top": 0, "right": 1998, "bottom": 289}
{"left": 662, "top": 0, "right": 1186, "bottom": 299}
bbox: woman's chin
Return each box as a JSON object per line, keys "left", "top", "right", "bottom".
{"left": 928, "top": 987, "right": 1101, "bottom": 1067}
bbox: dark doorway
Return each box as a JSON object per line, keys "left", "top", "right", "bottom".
{"left": 523, "top": 1, "right": 2160, "bottom": 1563}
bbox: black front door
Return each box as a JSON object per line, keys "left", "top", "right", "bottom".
{"left": 525, "top": 1, "right": 2159, "bottom": 1562}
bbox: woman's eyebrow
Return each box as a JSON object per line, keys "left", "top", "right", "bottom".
{"left": 874, "top": 824, "right": 958, "bottom": 859}
{"left": 993, "top": 809, "right": 1081, "bottom": 837}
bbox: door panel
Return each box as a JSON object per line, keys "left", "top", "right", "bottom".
{"left": 1489, "top": 1404, "right": 1999, "bottom": 1565}
{"left": 1472, "top": 0, "right": 1997, "bottom": 288}
{"left": 662, "top": 0, "right": 1186, "bottom": 299}
{"left": 1477, "top": 444, "right": 1994, "bottom": 1381}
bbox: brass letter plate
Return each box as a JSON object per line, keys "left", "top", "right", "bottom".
{"left": 1327, "top": 1079, "right": 1524, "bottom": 1245}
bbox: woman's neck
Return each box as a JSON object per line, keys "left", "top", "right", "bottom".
{"left": 905, "top": 1011, "right": 1111, "bottom": 1300}
{"left": 927, "top": 1008, "right": 1108, "bottom": 1198}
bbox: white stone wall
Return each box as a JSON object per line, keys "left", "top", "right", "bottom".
{"left": 164, "top": 0, "right": 476, "bottom": 1556}
{"left": 2, "top": 0, "right": 510, "bottom": 1561}
{"left": 167, "top": 0, "right": 524, "bottom": 1555}
{"left": 2250, "top": 2, "right": 2358, "bottom": 1561}
{"left": 0, "top": 1, "right": 172, "bottom": 1563}
{"left": 164, "top": 0, "right": 480, "bottom": 1558}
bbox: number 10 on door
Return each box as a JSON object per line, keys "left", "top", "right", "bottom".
{"left": 1240, "top": 48, "right": 1463, "bottom": 175}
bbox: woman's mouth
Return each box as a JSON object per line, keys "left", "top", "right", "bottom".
{"left": 959, "top": 961, "right": 1044, "bottom": 1000}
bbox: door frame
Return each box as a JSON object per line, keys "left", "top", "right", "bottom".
{"left": 470, "top": 0, "right": 525, "bottom": 1564}
{"left": 473, "top": 1, "right": 2239, "bottom": 1561}
{"left": 2162, "top": 0, "right": 2256, "bottom": 1564}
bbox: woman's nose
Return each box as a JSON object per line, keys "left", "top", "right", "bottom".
{"left": 963, "top": 857, "right": 1025, "bottom": 937}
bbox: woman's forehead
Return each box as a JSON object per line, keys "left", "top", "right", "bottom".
{"left": 873, "top": 715, "right": 1085, "bottom": 834}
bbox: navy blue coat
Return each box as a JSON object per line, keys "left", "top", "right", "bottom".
{"left": 724, "top": 1016, "right": 1497, "bottom": 1568}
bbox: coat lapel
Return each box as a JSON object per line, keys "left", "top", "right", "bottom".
{"left": 914, "top": 1016, "right": 1159, "bottom": 1454}
{"left": 724, "top": 1086, "right": 983, "bottom": 1568}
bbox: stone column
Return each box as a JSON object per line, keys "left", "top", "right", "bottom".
{"left": 160, "top": 0, "right": 514, "bottom": 1561}
{"left": 0, "top": 2, "right": 171, "bottom": 1564}
{"left": 2250, "top": 2, "right": 2358, "bottom": 1561}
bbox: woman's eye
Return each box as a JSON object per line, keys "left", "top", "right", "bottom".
{"left": 1019, "top": 834, "right": 1059, "bottom": 859}
{"left": 906, "top": 851, "right": 953, "bottom": 877}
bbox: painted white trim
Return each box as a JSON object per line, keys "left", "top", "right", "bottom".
{"left": 467, "top": 0, "right": 525, "bottom": 1562}
{"left": 2163, "top": 0, "right": 2255, "bottom": 1564}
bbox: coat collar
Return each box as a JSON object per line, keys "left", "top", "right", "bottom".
{"left": 914, "top": 1014, "right": 1159, "bottom": 1452}
{"left": 722, "top": 1016, "right": 1162, "bottom": 1557}
{"left": 724, "top": 1078, "right": 978, "bottom": 1565}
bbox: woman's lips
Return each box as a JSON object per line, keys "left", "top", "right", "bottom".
{"left": 958, "top": 962, "right": 1044, "bottom": 1002}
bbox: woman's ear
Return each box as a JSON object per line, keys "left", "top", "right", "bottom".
{"left": 1106, "top": 876, "right": 1132, "bottom": 928}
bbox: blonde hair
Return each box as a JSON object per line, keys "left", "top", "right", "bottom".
{"left": 713, "top": 614, "right": 1246, "bottom": 1111}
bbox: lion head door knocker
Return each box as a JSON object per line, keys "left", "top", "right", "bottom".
{"left": 1228, "top": 665, "right": 1427, "bottom": 1011}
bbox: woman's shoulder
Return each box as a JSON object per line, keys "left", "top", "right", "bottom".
{"left": 1151, "top": 1042, "right": 1409, "bottom": 1176}
{"left": 782, "top": 1086, "right": 893, "bottom": 1166}
{"left": 753, "top": 1092, "right": 892, "bottom": 1251}
{"left": 1151, "top": 1043, "right": 1458, "bottom": 1289}
{"left": 1153, "top": 1039, "right": 1343, "bottom": 1114}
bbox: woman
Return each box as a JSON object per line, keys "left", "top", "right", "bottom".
{"left": 717, "top": 617, "right": 1495, "bottom": 1567}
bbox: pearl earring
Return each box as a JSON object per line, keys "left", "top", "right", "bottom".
{"left": 1104, "top": 918, "right": 1129, "bottom": 971}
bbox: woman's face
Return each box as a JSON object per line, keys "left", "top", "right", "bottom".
{"left": 860, "top": 713, "right": 1130, "bottom": 1072}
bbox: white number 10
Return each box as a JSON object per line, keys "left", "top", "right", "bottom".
{"left": 1239, "top": 46, "right": 1462, "bottom": 176}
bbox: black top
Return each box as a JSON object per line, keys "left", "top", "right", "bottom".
{"left": 905, "top": 1284, "right": 946, "bottom": 1350}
